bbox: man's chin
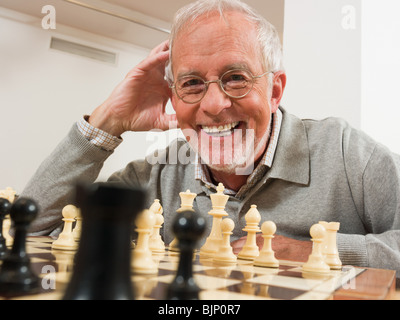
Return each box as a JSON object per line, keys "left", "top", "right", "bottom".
{"left": 200, "top": 157, "right": 255, "bottom": 176}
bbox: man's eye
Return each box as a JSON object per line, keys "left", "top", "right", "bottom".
{"left": 181, "top": 78, "right": 203, "bottom": 88}
{"left": 227, "top": 74, "right": 246, "bottom": 82}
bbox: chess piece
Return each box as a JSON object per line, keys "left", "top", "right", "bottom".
{"left": 0, "top": 187, "right": 17, "bottom": 203}
{"left": 200, "top": 183, "right": 229, "bottom": 258}
{"left": 237, "top": 205, "right": 261, "bottom": 260}
{"left": 254, "top": 221, "right": 279, "bottom": 268}
{"left": 169, "top": 189, "right": 196, "bottom": 251}
{"left": 166, "top": 209, "right": 206, "bottom": 300}
{"left": 52, "top": 205, "right": 78, "bottom": 251}
{"left": 149, "top": 199, "right": 165, "bottom": 252}
{"left": 0, "top": 198, "right": 11, "bottom": 259}
{"left": 0, "top": 198, "right": 40, "bottom": 295}
{"left": 149, "top": 212, "right": 165, "bottom": 253}
{"left": 72, "top": 208, "right": 82, "bottom": 241}
{"left": 302, "top": 224, "right": 330, "bottom": 274}
{"left": 319, "top": 221, "right": 342, "bottom": 270}
{"left": 63, "top": 183, "right": 145, "bottom": 300}
{"left": 213, "top": 218, "right": 237, "bottom": 265}
{"left": 132, "top": 209, "right": 158, "bottom": 274}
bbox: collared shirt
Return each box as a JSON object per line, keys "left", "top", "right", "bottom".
{"left": 195, "top": 109, "right": 282, "bottom": 198}
{"left": 77, "top": 115, "right": 122, "bottom": 151}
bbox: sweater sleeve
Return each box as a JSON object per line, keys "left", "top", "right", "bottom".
{"left": 338, "top": 139, "right": 400, "bottom": 281}
{"left": 20, "top": 123, "right": 114, "bottom": 236}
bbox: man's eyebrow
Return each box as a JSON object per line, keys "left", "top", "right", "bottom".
{"left": 176, "top": 62, "right": 252, "bottom": 79}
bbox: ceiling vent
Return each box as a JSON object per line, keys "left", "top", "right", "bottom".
{"left": 50, "top": 37, "right": 117, "bottom": 64}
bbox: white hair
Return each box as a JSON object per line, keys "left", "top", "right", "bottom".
{"left": 165, "top": 0, "right": 284, "bottom": 84}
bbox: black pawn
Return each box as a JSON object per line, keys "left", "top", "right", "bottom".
{"left": 0, "top": 198, "right": 40, "bottom": 295}
{"left": 63, "top": 183, "right": 145, "bottom": 300}
{"left": 166, "top": 210, "right": 206, "bottom": 300}
{"left": 0, "top": 198, "right": 11, "bottom": 259}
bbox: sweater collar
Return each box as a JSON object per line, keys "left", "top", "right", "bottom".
{"left": 267, "top": 107, "right": 310, "bottom": 186}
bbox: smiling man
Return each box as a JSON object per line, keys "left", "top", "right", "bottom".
{"left": 22, "top": 0, "right": 400, "bottom": 279}
{"left": 167, "top": 9, "right": 286, "bottom": 191}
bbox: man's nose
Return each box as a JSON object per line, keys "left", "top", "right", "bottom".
{"left": 199, "top": 82, "right": 232, "bottom": 116}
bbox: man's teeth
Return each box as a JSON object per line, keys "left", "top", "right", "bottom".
{"left": 202, "top": 122, "right": 239, "bottom": 135}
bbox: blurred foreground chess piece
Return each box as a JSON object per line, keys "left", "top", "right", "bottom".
{"left": 166, "top": 209, "right": 206, "bottom": 300}
{"left": 0, "top": 198, "right": 40, "bottom": 295}
{"left": 0, "top": 187, "right": 17, "bottom": 246}
{"left": 0, "top": 198, "right": 11, "bottom": 259}
{"left": 63, "top": 183, "right": 145, "bottom": 300}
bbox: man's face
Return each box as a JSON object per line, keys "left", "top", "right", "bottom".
{"left": 171, "top": 11, "right": 277, "bottom": 174}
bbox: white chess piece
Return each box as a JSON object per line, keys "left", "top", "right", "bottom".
{"left": 132, "top": 209, "right": 158, "bottom": 274}
{"left": 149, "top": 199, "right": 165, "bottom": 252}
{"left": 169, "top": 190, "right": 196, "bottom": 252}
{"left": 302, "top": 224, "right": 330, "bottom": 274}
{"left": 237, "top": 205, "right": 261, "bottom": 260}
{"left": 200, "top": 183, "right": 229, "bottom": 258}
{"left": 213, "top": 218, "right": 237, "bottom": 265}
{"left": 72, "top": 208, "right": 82, "bottom": 241}
{"left": 150, "top": 212, "right": 165, "bottom": 253}
{"left": 52, "top": 204, "right": 78, "bottom": 251}
{"left": 254, "top": 221, "right": 279, "bottom": 268}
{"left": 319, "top": 221, "right": 342, "bottom": 270}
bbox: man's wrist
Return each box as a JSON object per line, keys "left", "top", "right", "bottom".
{"left": 77, "top": 115, "right": 122, "bottom": 151}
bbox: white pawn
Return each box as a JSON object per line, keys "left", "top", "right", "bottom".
{"left": 132, "top": 209, "right": 158, "bottom": 274}
{"left": 72, "top": 208, "right": 82, "bottom": 241}
{"left": 302, "top": 224, "right": 330, "bottom": 274}
{"left": 254, "top": 221, "right": 279, "bottom": 268}
{"left": 237, "top": 205, "right": 261, "bottom": 260}
{"left": 213, "top": 218, "right": 237, "bottom": 265}
{"left": 52, "top": 205, "right": 78, "bottom": 251}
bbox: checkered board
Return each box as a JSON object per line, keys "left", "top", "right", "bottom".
{"left": 0, "top": 236, "right": 371, "bottom": 300}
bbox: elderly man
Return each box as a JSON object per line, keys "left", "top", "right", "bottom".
{"left": 22, "top": 0, "right": 400, "bottom": 279}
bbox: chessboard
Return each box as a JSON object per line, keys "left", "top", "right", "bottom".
{"left": 0, "top": 236, "right": 396, "bottom": 301}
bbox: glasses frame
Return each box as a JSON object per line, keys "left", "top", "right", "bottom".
{"left": 170, "top": 69, "right": 272, "bottom": 104}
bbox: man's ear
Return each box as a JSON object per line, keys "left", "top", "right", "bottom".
{"left": 270, "top": 71, "right": 287, "bottom": 113}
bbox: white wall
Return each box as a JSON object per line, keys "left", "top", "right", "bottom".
{"left": 283, "top": 0, "right": 400, "bottom": 155}
{"left": 0, "top": 8, "right": 175, "bottom": 192}
{"left": 282, "top": 0, "right": 362, "bottom": 129}
{"left": 361, "top": 0, "right": 400, "bottom": 154}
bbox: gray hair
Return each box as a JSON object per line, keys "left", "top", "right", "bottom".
{"left": 165, "top": 0, "right": 284, "bottom": 84}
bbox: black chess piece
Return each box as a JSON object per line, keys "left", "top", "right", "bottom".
{"left": 0, "top": 198, "right": 11, "bottom": 259}
{"left": 0, "top": 197, "right": 40, "bottom": 295}
{"left": 166, "top": 209, "right": 206, "bottom": 300}
{"left": 63, "top": 183, "right": 145, "bottom": 300}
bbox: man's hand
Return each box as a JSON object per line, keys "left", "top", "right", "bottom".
{"left": 231, "top": 234, "right": 312, "bottom": 262}
{"left": 88, "top": 40, "right": 178, "bottom": 137}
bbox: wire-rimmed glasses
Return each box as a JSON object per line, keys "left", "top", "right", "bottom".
{"left": 170, "top": 69, "right": 272, "bottom": 104}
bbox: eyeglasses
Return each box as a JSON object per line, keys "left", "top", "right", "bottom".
{"left": 170, "top": 69, "right": 272, "bottom": 104}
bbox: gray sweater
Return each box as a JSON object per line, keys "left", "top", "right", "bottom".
{"left": 21, "top": 107, "right": 400, "bottom": 281}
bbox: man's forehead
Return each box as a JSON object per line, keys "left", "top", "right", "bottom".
{"left": 171, "top": 12, "right": 261, "bottom": 77}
